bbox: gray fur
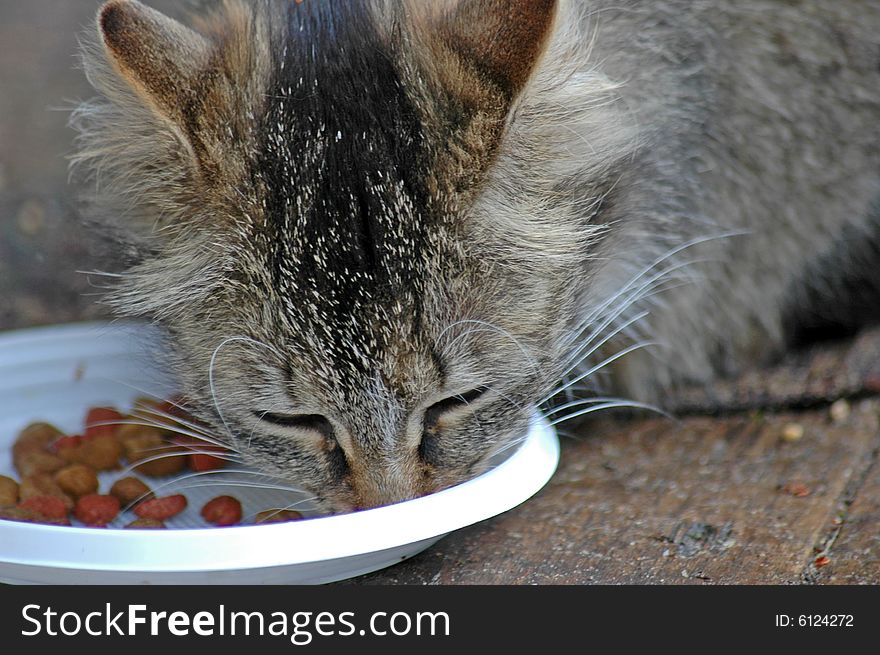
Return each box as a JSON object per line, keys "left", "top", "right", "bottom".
{"left": 72, "top": 0, "right": 880, "bottom": 512}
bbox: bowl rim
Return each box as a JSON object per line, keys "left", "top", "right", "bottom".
{"left": 0, "top": 321, "right": 560, "bottom": 574}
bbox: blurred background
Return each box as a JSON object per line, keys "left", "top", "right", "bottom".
{"left": 0, "top": 0, "right": 177, "bottom": 331}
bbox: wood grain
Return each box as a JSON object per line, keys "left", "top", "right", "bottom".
{"left": 354, "top": 402, "right": 880, "bottom": 584}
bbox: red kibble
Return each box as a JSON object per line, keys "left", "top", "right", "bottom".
{"left": 174, "top": 435, "right": 228, "bottom": 472}
{"left": 49, "top": 434, "right": 82, "bottom": 454}
{"left": 84, "top": 407, "right": 124, "bottom": 440}
{"left": 74, "top": 494, "right": 121, "bottom": 527}
{"left": 201, "top": 495, "right": 242, "bottom": 526}
{"left": 134, "top": 494, "right": 188, "bottom": 521}
{"left": 188, "top": 453, "right": 226, "bottom": 472}
{"left": 19, "top": 495, "right": 69, "bottom": 520}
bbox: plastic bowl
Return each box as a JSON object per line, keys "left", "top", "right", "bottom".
{"left": 0, "top": 322, "right": 559, "bottom": 584}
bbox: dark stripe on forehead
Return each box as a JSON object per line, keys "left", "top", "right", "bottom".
{"left": 258, "top": 1, "right": 431, "bottom": 313}
{"left": 262, "top": 0, "right": 426, "bottom": 283}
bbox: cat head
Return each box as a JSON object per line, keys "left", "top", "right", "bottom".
{"left": 73, "top": 0, "right": 626, "bottom": 512}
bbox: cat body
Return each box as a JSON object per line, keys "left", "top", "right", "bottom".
{"left": 73, "top": 0, "right": 880, "bottom": 511}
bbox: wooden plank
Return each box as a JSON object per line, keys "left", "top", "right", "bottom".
{"left": 353, "top": 401, "right": 880, "bottom": 584}
{"left": 818, "top": 405, "right": 880, "bottom": 584}
{"left": 667, "top": 327, "right": 880, "bottom": 414}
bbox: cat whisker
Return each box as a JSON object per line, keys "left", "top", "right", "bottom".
{"left": 541, "top": 340, "right": 658, "bottom": 405}
{"left": 549, "top": 400, "right": 673, "bottom": 427}
{"left": 568, "top": 231, "right": 747, "bottom": 345}
{"left": 486, "top": 434, "right": 530, "bottom": 461}
{"left": 138, "top": 468, "right": 310, "bottom": 498}
{"left": 560, "top": 255, "right": 716, "bottom": 376}
{"left": 540, "top": 396, "right": 632, "bottom": 418}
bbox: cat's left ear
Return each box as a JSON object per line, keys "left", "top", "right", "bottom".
{"left": 428, "top": 0, "right": 558, "bottom": 102}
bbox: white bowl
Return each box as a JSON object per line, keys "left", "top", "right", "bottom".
{"left": 0, "top": 322, "right": 559, "bottom": 584}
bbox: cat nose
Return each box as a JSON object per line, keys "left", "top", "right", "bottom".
{"left": 349, "top": 473, "right": 425, "bottom": 511}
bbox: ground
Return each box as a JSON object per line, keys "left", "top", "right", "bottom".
{"left": 2, "top": 0, "right": 878, "bottom": 585}
{"left": 353, "top": 331, "right": 880, "bottom": 584}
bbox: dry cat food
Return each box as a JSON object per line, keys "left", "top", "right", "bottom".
{"left": 55, "top": 463, "right": 100, "bottom": 498}
{"left": 0, "top": 475, "right": 18, "bottom": 506}
{"left": 255, "top": 509, "right": 305, "bottom": 524}
{"left": 134, "top": 494, "right": 188, "bottom": 521}
{"left": 125, "top": 518, "right": 166, "bottom": 530}
{"left": 110, "top": 476, "right": 153, "bottom": 506}
{"left": 201, "top": 495, "right": 243, "bottom": 526}
{"left": 74, "top": 494, "right": 121, "bottom": 527}
{"left": 0, "top": 401, "right": 308, "bottom": 529}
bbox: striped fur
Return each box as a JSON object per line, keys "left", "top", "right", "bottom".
{"left": 72, "top": 0, "right": 880, "bottom": 511}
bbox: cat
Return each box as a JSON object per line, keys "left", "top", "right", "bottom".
{"left": 71, "top": 0, "right": 880, "bottom": 513}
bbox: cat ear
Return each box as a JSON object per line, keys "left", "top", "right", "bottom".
{"left": 434, "top": 0, "right": 558, "bottom": 100}
{"left": 98, "top": 0, "right": 212, "bottom": 125}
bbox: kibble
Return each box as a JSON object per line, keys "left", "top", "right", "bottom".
{"left": 19, "top": 473, "right": 73, "bottom": 511}
{"left": 254, "top": 509, "right": 305, "bottom": 524}
{"left": 110, "top": 476, "right": 153, "bottom": 507}
{"left": 74, "top": 494, "right": 121, "bottom": 527}
{"left": 54, "top": 464, "right": 100, "bottom": 499}
{"left": 19, "top": 495, "right": 69, "bottom": 521}
{"left": 201, "top": 495, "right": 242, "bottom": 526}
{"left": 125, "top": 518, "right": 166, "bottom": 529}
{"left": 0, "top": 475, "right": 19, "bottom": 507}
{"left": 2, "top": 402, "right": 313, "bottom": 529}
{"left": 134, "top": 494, "right": 188, "bottom": 521}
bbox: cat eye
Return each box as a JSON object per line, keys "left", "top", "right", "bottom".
{"left": 423, "top": 387, "right": 488, "bottom": 432}
{"left": 256, "top": 412, "right": 335, "bottom": 439}
{"left": 420, "top": 387, "right": 487, "bottom": 464}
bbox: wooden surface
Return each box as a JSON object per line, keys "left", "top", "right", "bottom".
{"left": 352, "top": 334, "right": 880, "bottom": 585}
{"left": 2, "top": 1, "right": 879, "bottom": 585}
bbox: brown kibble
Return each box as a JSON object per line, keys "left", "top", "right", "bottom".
{"left": 782, "top": 481, "right": 811, "bottom": 498}
{"left": 0, "top": 475, "right": 19, "bottom": 507}
{"left": 14, "top": 450, "right": 66, "bottom": 477}
{"left": 60, "top": 433, "right": 122, "bottom": 471}
{"left": 80, "top": 434, "right": 123, "bottom": 470}
{"left": 781, "top": 423, "right": 804, "bottom": 442}
{"left": 254, "top": 509, "right": 305, "bottom": 524}
{"left": 19, "top": 473, "right": 74, "bottom": 511}
{"left": 14, "top": 422, "right": 64, "bottom": 458}
{"left": 814, "top": 555, "right": 831, "bottom": 568}
{"left": 125, "top": 518, "right": 166, "bottom": 530}
{"left": 13, "top": 422, "right": 66, "bottom": 476}
{"left": 110, "top": 476, "right": 153, "bottom": 507}
{"left": 54, "top": 464, "right": 100, "bottom": 499}
{"left": 117, "top": 422, "right": 162, "bottom": 449}
{"left": 119, "top": 424, "right": 186, "bottom": 476}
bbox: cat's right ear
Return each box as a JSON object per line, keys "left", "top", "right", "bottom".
{"left": 98, "top": 0, "right": 211, "bottom": 129}
{"left": 426, "top": 0, "right": 558, "bottom": 102}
